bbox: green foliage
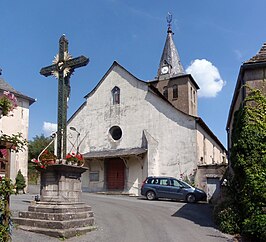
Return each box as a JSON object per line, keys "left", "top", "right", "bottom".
{"left": 28, "top": 162, "right": 39, "bottom": 185}
{"left": 215, "top": 87, "right": 266, "bottom": 241}
{"left": 0, "top": 91, "right": 17, "bottom": 117}
{"left": 28, "top": 135, "right": 54, "bottom": 183}
{"left": 0, "top": 133, "right": 28, "bottom": 153}
{"left": 213, "top": 200, "right": 240, "bottom": 234}
{"left": 15, "top": 170, "right": 26, "bottom": 193}
{"left": 28, "top": 134, "right": 54, "bottom": 161}
{"left": 0, "top": 177, "right": 16, "bottom": 242}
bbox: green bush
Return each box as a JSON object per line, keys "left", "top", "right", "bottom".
{"left": 216, "top": 88, "right": 266, "bottom": 241}
{"left": 15, "top": 169, "right": 26, "bottom": 193}
{"left": 214, "top": 200, "right": 240, "bottom": 234}
{"left": 242, "top": 214, "right": 266, "bottom": 241}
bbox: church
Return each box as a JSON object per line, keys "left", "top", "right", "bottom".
{"left": 67, "top": 20, "right": 227, "bottom": 200}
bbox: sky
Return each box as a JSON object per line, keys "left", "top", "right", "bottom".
{"left": 1, "top": 0, "right": 266, "bottom": 147}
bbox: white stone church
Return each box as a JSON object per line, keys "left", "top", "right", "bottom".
{"left": 67, "top": 22, "right": 227, "bottom": 200}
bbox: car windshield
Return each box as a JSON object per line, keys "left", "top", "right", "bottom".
{"left": 179, "top": 180, "right": 192, "bottom": 188}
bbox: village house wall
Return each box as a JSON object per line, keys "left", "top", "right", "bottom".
{"left": 0, "top": 96, "right": 30, "bottom": 182}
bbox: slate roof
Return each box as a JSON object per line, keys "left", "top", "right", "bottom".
{"left": 157, "top": 26, "right": 185, "bottom": 78}
{"left": 245, "top": 42, "right": 266, "bottom": 63}
{"left": 0, "top": 78, "right": 35, "bottom": 105}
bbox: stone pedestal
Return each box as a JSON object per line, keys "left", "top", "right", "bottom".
{"left": 13, "top": 164, "right": 96, "bottom": 238}
{"left": 40, "top": 164, "right": 85, "bottom": 202}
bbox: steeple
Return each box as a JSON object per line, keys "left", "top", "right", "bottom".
{"left": 157, "top": 13, "right": 185, "bottom": 79}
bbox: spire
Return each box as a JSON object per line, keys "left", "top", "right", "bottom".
{"left": 157, "top": 13, "right": 185, "bottom": 79}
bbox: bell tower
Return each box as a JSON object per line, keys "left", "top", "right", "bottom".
{"left": 152, "top": 13, "right": 199, "bottom": 116}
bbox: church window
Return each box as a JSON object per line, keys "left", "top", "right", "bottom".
{"left": 163, "top": 86, "right": 168, "bottom": 99}
{"left": 112, "top": 86, "right": 120, "bottom": 105}
{"left": 173, "top": 85, "right": 178, "bottom": 99}
{"left": 109, "top": 126, "right": 122, "bottom": 140}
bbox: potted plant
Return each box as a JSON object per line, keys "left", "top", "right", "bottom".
{"left": 31, "top": 150, "right": 57, "bottom": 169}
{"left": 65, "top": 152, "right": 84, "bottom": 166}
{"left": 0, "top": 91, "right": 18, "bottom": 116}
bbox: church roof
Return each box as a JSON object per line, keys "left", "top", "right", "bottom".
{"left": 83, "top": 147, "right": 147, "bottom": 159}
{"left": 157, "top": 25, "right": 185, "bottom": 78}
{"left": 0, "top": 78, "right": 35, "bottom": 105}
{"left": 245, "top": 42, "right": 266, "bottom": 63}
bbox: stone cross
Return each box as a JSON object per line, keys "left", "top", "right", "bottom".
{"left": 40, "top": 35, "right": 89, "bottom": 160}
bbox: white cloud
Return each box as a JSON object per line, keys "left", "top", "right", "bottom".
{"left": 186, "top": 59, "right": 225, "bottom": 98}
{"left": 43, "top": 122, "right": 57, "bottom": 136}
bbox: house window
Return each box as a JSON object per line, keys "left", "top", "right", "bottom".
{"left": 112, "top": 86, "right": 120, "bottom": 104}
{"left": 89, "top": 171, "right": 99, "bottom": 182}
{"left": 163, "top": 86, "right": 168, "bottom": 99}
{"left": 173, "top": 85, "right": 178, "bottom": 99}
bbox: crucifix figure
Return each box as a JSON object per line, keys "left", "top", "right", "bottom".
{"left": 40, "top": 35, "right": 89, "bottom": 160}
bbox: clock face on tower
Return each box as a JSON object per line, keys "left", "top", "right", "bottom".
{"left": 161, "top": 66, "right": 169, "bottom": 74}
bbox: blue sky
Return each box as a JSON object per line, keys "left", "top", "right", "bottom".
{"left": 1, "top": 0, "right": 266, "bottom": 147}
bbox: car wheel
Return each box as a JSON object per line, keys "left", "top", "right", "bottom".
{"left": 186, "top": 194, "right": 196, "bottom": 203}
{"left": 146, "top": 190, "right": 156, "bottom": 200}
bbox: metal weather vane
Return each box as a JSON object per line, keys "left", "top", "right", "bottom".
{"left": 166, "top": 12, "right": 172, "bottom": 28}
{"left": 40, "top": 35, "right": 89, "bottom": 160}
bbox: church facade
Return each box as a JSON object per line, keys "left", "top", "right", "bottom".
{"left": 67, "top": 23, "right": 227, "bottom": 200}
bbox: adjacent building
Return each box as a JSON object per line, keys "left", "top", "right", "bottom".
{"left": 0, "top": 77, "right": 35, "bottom": 184}
{"left": 226, "top": 43, "right": 266, "bottom": 156}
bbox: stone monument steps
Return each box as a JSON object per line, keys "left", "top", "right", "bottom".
{"left": 17, "top": 225, "right": 97, "bottom": 239}
{"left": 18, "top": 210, "right": 94, "bottom": 221}
{"left": 28, "top": 203, "right": 92, "bottom": 213}
{"left": 13, "top": 217, "right": 94, "bottom": 229}
{"left": 14, "top": 165, "right": 95, "bottom": 238}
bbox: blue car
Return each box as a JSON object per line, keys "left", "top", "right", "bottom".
{"left": 141, "top": 176, "right": 207, "bottom": 203}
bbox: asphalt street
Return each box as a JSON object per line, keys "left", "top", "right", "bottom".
{"left": 10, "top": 191, "right": 233, "bottom": 242}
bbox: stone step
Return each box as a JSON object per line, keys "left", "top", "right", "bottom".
{"left": 28, "top": 203, "right": 92, "bottom": 213}
{"left": 18, "top": 210, "right": 94, "bottom": 221}
{"left": 13, "top": 217, "right": 94, "bottom": 229}
{"left": 17, "top": 225, "right": 97, "bottom": 238}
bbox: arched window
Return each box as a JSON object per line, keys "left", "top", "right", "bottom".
{"left": 173, "top": 84, "right": 178, "bottom": 99}
{"left": 112, "top": 86, "right": 120, "bottom": 104}
{"left": 163, "top": 86, "right": 168, "bottom": 99}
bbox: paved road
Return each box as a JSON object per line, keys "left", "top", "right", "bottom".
{"left": 11, "top": 192, "right": 233, "bottom": 242}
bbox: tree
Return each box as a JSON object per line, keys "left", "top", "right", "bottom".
{"left": 215, "top": 87, "right": 266, "bottom": 241}
{"left": 28, "top": 134, "right": 54, "bottom": 184}
{"left": 28, "top": 134, "right": 54, "bottom": 161}
{"left": 15, "top": 169, "right": 26, "bottom": 193}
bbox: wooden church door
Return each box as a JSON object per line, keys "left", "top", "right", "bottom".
{"left": 106, "top": 158, "right": 125, "bottom": 190}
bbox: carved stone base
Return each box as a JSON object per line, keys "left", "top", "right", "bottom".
{"left": 13, "top": 164, "right": 96, "bottom": 238}
{"left": 13, "top": 201, "right": 96, "bottom": 238}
